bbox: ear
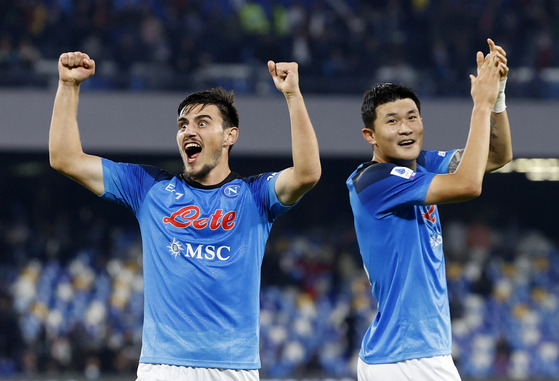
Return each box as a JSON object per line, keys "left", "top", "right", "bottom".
{"left": 362, "top": 128, "right": 376, "bottom": 146}
{"left": 224, "top": 127, "right": 239, "bottom": 147}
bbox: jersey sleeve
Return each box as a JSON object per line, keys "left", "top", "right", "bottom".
{"left": 245, "top": 171, "right": 293, "bottom": 222}
{"left": 348, "top": 163, "right": 435, "bottom": 217}
{"left": 100, "top": 158, "right": 167, "bottom": 214}
{"left": 417, "top": 149, "right": 460, "bottom": 174}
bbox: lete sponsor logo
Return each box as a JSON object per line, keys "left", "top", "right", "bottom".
{"left": 163, "top": 205, "right": 236, "bottom": 230}
{"left": 421, "top": 205, "right": 437, "bottom": 224}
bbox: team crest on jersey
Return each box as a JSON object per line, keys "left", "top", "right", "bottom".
{"left": 390, "top": 166, "right": 416, "bottom": 180}
{"left": 223, "top": 185, "right": 240, "bottom": 198}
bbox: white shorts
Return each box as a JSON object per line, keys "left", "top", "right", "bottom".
{"left": 357, "top": 355, "right": 462, "bottom": 381}
{"left": 136, "top": 363, "right": 259, "bottom": 381}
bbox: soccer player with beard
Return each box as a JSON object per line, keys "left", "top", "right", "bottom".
{"left": 49, "top": 52, "right": 320, "bottom": 381}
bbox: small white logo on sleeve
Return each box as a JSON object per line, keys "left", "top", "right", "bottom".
{"left": 438, "top": 151, "right": 447, "bottom": 157}
{"left": 390, "top": 167, "right": 416, "bottom": 179}
{"left": 165, "top": 183, "right": 184, "bottom": 199}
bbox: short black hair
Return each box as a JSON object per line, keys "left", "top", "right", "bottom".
{"left": 177, "top": 87, "right": 239, "bottom": 129}
{"left": 361, "top": 83, "right": 421, "bottom": 130}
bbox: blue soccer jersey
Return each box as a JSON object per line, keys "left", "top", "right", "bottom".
{"left": 100, "top": 158, "right": 292, "bottom": 369}
{"left": 346, "top": 149, "right": 458, "bottom": 364}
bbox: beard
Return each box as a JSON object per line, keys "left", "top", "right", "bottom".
{"left": 182, "top": 149, "right": 223, "bottom": 182}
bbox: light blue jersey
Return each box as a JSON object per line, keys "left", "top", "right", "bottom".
{"left": 346, "top": 150, "right": 458, "bottom": 364}
{"left": 101, "top": 158, "right": 292, "bottom": 369}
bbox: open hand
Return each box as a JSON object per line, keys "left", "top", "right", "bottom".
{"left": 470, "top": 50, "right": 503, "bottom": 108}
{"left": 476, "top": 38, "right": 508, "bottom": 81}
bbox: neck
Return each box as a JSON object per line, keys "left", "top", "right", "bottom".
{"left": 185, "top": 166, "right": 232, "bottom": 186}
{"left": 373, "top": 155, "right": 416, "bottom": 171}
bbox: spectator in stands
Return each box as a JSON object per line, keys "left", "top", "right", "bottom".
{"left": 1, "top": 0, "right": 558, "bottom": 95}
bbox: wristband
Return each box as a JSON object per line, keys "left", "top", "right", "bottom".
{"left": 492, "top": 78, "right": 507, "bottom": 113}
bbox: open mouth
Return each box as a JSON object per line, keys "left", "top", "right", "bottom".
{"left": 184, "top": 142, "right": 202, "bottom": 162}
{"left": 398, "top": 140, "right": 415, "bottom": 147}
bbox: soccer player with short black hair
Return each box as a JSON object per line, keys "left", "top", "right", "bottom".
{"left": 347, "top": 39, "right": 512, "bottom": 380}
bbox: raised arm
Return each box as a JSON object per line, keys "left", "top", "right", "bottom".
{"left": 446, "top": 39, "right": 513, "bottom": 175}
{"left": 49, "top": 52, "right": 104, "bottom": 195}
{"left": 267, "top": 61, "right": 321, "bottom": 205}
{"left": 425, "top": 50, "right": 503, "bottom": 204}
{"left": 483, "top": 38, "right": 513, "bottom": 172}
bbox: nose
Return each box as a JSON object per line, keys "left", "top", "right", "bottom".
{"left": 180, "top": 123, "right": 196, "bottom": 136}
{"left": 399, "top": 121, "right": 413, "bottom": 134}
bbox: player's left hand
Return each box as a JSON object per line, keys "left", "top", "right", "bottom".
{"left": 268, "top": 61, "right": 301, "bottom": 97}
{"left": 477, "top": 38, "right": 509, "bottom": 81}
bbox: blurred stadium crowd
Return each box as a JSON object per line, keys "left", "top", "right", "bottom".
{"left": 1, "top": 155, "right": 559, "bottom": 380}
{"left": 1, "top": 0, "right": 559, "bottom": 96}
{"left": 2, "top": 0, "right": 559, "bottom": 380}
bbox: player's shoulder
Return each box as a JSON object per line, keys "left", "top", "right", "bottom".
{"left": 105, "top": 159, "right": 174, "bottom": 182}
{"left": 350, "top": 161, "right": 400, "bottom": 192}
{"left": 240, "top": 171, "right": 279, "bottom": 185}
{"left": 417, "top": 149, "right": 456, "bottom": 163}
{"left": 138, "top": 164, "right": 175, "bottom": 182}
{"left": 417, "top": 149, "right": 459, "bottom": 173}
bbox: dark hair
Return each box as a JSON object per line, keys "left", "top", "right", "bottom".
{"left": 361, "top": 83, "right": 421, "bottom": 129}
{"left": 177, "top": 87, "right": 239, "bottom": 129}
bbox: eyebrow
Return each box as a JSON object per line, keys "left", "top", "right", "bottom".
{"left": 383, "top": 109, "right": 418, "bottom": 118}
{"left": 177, "top": 114, "right": 213, "bottom": 123}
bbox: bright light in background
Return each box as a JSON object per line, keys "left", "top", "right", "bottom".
{"left": 496, "top": 158, "right": 559, "bottom": 181}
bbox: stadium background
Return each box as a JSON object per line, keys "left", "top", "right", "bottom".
{"left": 1, "top": 0, "right": 559, "bottom": 380}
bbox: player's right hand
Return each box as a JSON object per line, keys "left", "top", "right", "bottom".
{"left": 470, "top": 51, "right": 502, "bottom": 109}
{"left": 58, "top": 52, "right": 95, "bottom": 86}
{"left": 477, "top": 38, "right": 509, "bottom": 81}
